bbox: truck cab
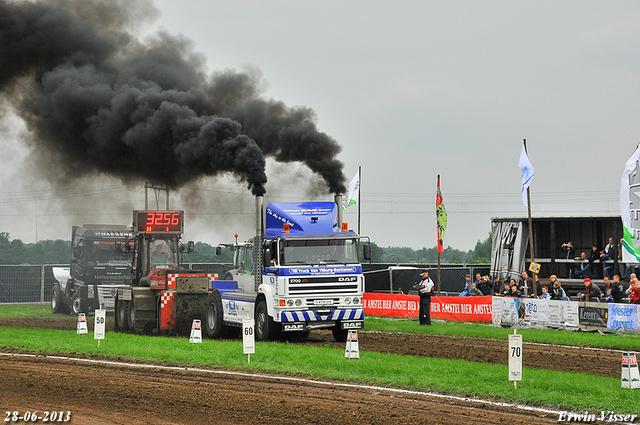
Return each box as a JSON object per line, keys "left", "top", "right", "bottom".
{"left": 51, "top": 224, "right": 132, "bottom": 315}
{"left": 209, "top": 199, "right": 370, "bottom": 342}
{"left": 114, "top": 210, "right": 208, "bottom": 335}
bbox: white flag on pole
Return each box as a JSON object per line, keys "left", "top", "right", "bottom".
{"left": 620, "top": 144, "right": 640, "bottom": 262}
{"left": 519, "top": 145, "right": 534, "bottom": 207}
{"left": 343, "top": 170, "right": 359, "bottom": 210}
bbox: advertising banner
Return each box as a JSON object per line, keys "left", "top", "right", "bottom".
{"left": 608, "top": 303, "right": 639, "bottom": 332}
{"left": 492, "top": 297, "right": 519, "bottom": 325}
{"left": 362, "top": 293, "right": 419, "bottom": 318}
{"left": 547, "top": 300, "right": 579, "bottom": 327}
{"left": 579, "top": 303, "right": 609, "bottom": 328}
{"left": 521, "top": 299, "right": 548, "bottom": 324}
{"left": 362, "top": 293, "right": 492, "bottom": 322}
{"left": 431, "top": 296, "right": 493, "bottom": 322}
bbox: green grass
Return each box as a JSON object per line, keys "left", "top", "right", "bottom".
{"left": 0, "top": 303, "right": 73, "bottom": 319}
{"left": 2, "top": 304, "right": 640, "bottom": 413}
{"left": 365, "top": 317, "right": 640, "bottom": 351}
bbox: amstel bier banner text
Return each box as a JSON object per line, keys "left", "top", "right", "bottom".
{"left": 363, "top": 293, "right": 492, "bottom": 322}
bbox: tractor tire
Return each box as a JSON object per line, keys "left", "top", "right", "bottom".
{"left": 205, "top": 291, "right": 224, "bottom": 338}
{"left": 115, "top": 297, "right": 130, "bottom": 332}
{"left": 127, "top": 299, "right": 136, "bottom": 332}
{"left": 51, "top": 285, "right": 61, "bottom": 314}
{"left": 71, "top": 295, "right": 83, "bottom": 316}
{"left": 332, "top": 325, "right": 348, "bottom": 343}
{"left": 51, "top": 285, "right": 70, "bottom": 315}
{"left": 255, "top": 300, "right": 280, "bottom": 341}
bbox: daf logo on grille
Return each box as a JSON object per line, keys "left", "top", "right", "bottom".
{"left": 284, "top": 324, "right": 304, "bottom": 331}
{"left": 338, "top": 277, "right": 357, "bottom": 282}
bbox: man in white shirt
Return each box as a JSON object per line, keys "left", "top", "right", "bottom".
{"left": 415, "top": 270, "right": 434, "bottom": 326}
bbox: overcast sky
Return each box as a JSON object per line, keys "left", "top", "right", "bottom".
{"left": 1, "top": 0, "right": 639, "bottom": 252}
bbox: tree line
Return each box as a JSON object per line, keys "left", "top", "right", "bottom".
{"left": 0, "top": 232, "right": 491, "bottom": 265}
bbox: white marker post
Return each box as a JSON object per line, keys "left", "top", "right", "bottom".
{"left": 508, "top": 329, "right": 522, "bottom": 388}
{"left": 243, "top": 318, "right": 255, "bottom": 364}
{"left": 344, "top": 330, "right": 360, "bottom": 359}
{"left": 94, "top": 309, "right": 106, "bottom": 347}
{"left": 189, "top": 319, "right": 202, "bottom": 343}
{"left": 77, "top": 313, "right": 88, "bottom": 335}
{"left": 622, "top": 352, "right": 640, "bottom": 389}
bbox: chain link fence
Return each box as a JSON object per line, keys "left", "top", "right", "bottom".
{"left": 0, "top": 263, "right": 233, "bottom": 304}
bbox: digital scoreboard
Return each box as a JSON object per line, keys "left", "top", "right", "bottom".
{"left": 133, "top": 211, "right": 184, "bottom": 234}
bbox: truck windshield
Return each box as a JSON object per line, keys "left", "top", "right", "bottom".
{"left": 88, "top": 241, "right": 132, "bottom": 264}
{"left": 282, "top": 238, "right": 359, "bottom": 265}
{"left": 150, "top": 239, "right": 178, "bottom": 266}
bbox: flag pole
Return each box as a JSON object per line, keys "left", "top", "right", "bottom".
{"left": 523, "top": 139, "right": 536, "bottom": 296}
{"left": 357, "top": 165, "right": 361, "bottom": 236}
{"left": 437, "top": 174, "right": 442, "bottom": 297}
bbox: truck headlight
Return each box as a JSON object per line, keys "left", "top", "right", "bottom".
{"left": 287, "top": 299, "right": 294, "bottom": 307}
{"left": 344, "top": 297, "right": 351, "bottom": 305}
{"left": 295, "top": 299, "right": 302, "bottom": 307}
{"left": 352, "top": 297, "right": 360, "bottom": 305}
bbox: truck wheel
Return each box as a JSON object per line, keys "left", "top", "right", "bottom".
{"left": 255, "top": 300, "right": 280, "bottom": 341}
{"left": 332, "top": 325, "right": 348, "bottom": 343}
{"left": 205, "top": 291, "right": 224, "bottom": 338}
{"left": 51, "top": 285, "right": 61, "bottom": 314}
{"left": 52, "top": 285, "right": 71, "bottom": 315}
{"left": 71, "top": 295, "right": 83, "bottom": 316}
{"left": 115, "top": 298, "right": 130, "bottom": 332}
{"left": 127, "top": 299, "right": 136, "bottom": 332}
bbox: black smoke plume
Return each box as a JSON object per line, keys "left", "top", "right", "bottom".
{"left": 0, "top": 0, "right": 346, "bottom": 196}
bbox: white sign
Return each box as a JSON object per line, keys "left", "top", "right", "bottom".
{"left": 344, "top": 330, "right": 360, "bottom": 359}
{"left": 522, "top": 299, "right": 548, "bottom": 324}
{"left": 622, "top": 352, "right": 640, "bottom": 389}
{"left": 189, "top": 319, "right": 202, "bottom": 343}
{"left": 609, "top": 304, "right": 639, "bottom": 332}
{"left": 243, "top": 318, "right": 255, "bottom": 355}
{"left": 77, "top": 313, "right": 88, "bottom": 335}
{"left": 94, "top": 309, "right": 106, "bottom": 340}
{"left": 508, "top": 332, "right": 522, "bottom": 382}
{"left": 492, "top": 297, "right": 519, "bottom": 325}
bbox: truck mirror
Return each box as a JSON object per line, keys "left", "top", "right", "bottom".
{"left": 216, "top": 247, "right": 222, "bottom": 256}
{"left": 187, "top": 241, "right": 195, "bottom": 254}
{"left": 363, "top": 243, "right": 371, "bottom": 261}
{"left": 263, "top": 247, "right": 272, "bottom": 266}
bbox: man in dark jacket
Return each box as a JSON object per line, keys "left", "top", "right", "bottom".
{"left": 587, "top": 246, "right": 602, "bottom": 278}
{"left": 561, "top": 242, "right": 576, "bottom": 278}
{"left": 611, "top": 275, "right": 625, "bottom": 303}
{"left": 601, "top": 237, "right": 617, "bottom": 279}
{"left": 520, "top": 271, "right": 534, "bottom": 297}
{"left": 579, "top": 278, "right": 602, "bottom": 301}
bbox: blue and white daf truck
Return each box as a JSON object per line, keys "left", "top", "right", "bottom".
{"left": 206, "top": 195, "right": 370, "bottom": 342}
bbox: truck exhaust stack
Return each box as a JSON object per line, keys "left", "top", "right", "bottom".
{"left": 254, "top": 195, "right": 264, "bottom": 292}
{"left": 334, "top": 195, "right": 343, "bottom": 230}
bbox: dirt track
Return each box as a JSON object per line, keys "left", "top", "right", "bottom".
{"left": 0, "top": 317, "right": 622, "bottom": 424}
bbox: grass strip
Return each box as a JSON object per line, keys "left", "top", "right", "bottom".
{"left": 365, "top": 317, "right": 640, "bottom": 351}
{"left": 0, "top": 326, "right": 638, "bottom": 414}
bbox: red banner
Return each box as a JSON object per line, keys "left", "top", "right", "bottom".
{"left": 363, "top": 293, "right": 492, "bottom": 322}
